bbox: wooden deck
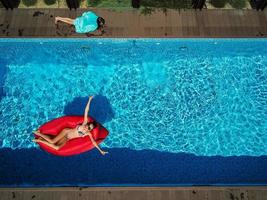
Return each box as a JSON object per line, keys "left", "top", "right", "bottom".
{"left": 1, "top": 187, "right": 267, "bottom": 200}
{"left": 0, "top": 8, "right": 266, "bottom": 38}
{"left": 0, "top": 7, "right": 267, "bottom": 200}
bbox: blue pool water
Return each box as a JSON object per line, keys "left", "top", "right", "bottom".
{"left": 0, "top": 39, "right": 267, "bottom": 186}
{"left": 0, "top": 39, "right": 266, "bottom": 157}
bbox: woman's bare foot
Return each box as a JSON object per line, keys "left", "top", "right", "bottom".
{"left": 33, "top": 130, "right": 48, "bottom": 141}
{"left": 33, "top": 137, "right": 46, "bottom": 142}
{"left": 33, "top": 130, "right": 42, "bottom": 137}
{"left": 55, "top": 17, "right": 59, "bottom": 24}
{"left": 32, "top": 138, "right": 41, "bottom": 143}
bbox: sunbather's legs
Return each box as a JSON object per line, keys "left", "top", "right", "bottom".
{"left": 34, "top": 128, "right": 71, "bottom": 144}
{"left": 55, "top": 17, "right": 74, "bottom": 25}
{"left": 33, "top": 138, "right": 67, "bottom": 150}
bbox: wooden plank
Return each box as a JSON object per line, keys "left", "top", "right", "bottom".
{"left": 221, "top": 10, "right": 232, "bottom": 36}
{"left": 186, "top": 9, "right": 194, "bottom": 37}
{"left": 46, "top": 9, "right": 55, "bottom": 36}
{"left": 264, "top": 11, "right": 267, "bottom": 23}
{"left": 48, "top": 9, "right": 58, "bottom": 37}
{"left": 238, "top": 10, "right": 248, "bottom": 36}
{"left": 33, "top": 9, "right": 43, "bottom": 36}
{"left": 214, "top": 10, "right": 227, "bottom": 37}
{"left": 195, "top": 10, "right": 205, "bottom": 37}
{"left": 15, "top": 9, "right": 25, "bottom": 36}
{"left": 244, "top": 10, "right": 255, "bottom": 36}
{"left": 227, "top": 10, "right": 237, "bottom": 37}
{"left": 41, "top": 9, "right": 52, "bottom": 37}
{"left": 207, "top": 10, "right": 216, "bottom": 37}
{"left": 258, "top": 11, "right": 267, "bottom": 36}
{"left": 21, "top": 9, "right": 34, "bottom": 37}
{"left": 229, "top": 10, "right": 239, "bottom": 37}
{"left": 181, "top": 10, "right": 189, "bottom": 37}
{"left": 207, "top": 190, "right": 224, "bottom": 200}
{"left": 246, "top": 10, "right": 259, "bottom": 37}
{"left": 167, "top": 9, "right": 183, "bottom": 37}
{"left": 0, "top": 10, "right": 6, "bottom": 26}
{"left": 15, "top": 9, "right": 26, "bottom": 37}
{"left": 208, "top": 10, "right": 217, "bottom": 37}
{"left": 32, "top": 9, "right": 47, "bottom": 36}
{"left": 6, "top": 9, "right": 19, "bottom": 36}
{"left": 216, "top": 10, "right": 224, "bottom": 37}
{"left": 2, "top": 9, "right": 13, "bottom": 37}
{"left": 169, "top": 190, "right": 189, "bottom": 200}
{"left": 26, "top": 9, "right": 37, "bottom": 36}
{"left": 202, "top": 10, "right": 211, "bottom": 37}
{"left": 1, "top": 187, "right": 267, "bottom": 200}
{"left": 238, "top": 10, "right": 245, "bottom": 36}
{"left": 188, "top": 10, "right": 199, "bottom": 37}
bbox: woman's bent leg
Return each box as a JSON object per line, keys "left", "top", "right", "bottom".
{"left": 34, "top": 130, "right": 54, "bottom": 143}
{"left": 34, "top": 138, "right": 66, "bottom": 150}
{"left": 35, "top": 128, "right": 71, "bottom": 144}
{"left": 55, "top": 17, "right": 74, "bottom": 25}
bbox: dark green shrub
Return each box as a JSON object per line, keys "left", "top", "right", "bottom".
{"left": 22, "top": 0, "right": 37, "bottom": 6}
{"left": 210, "top": 0, "right": 227, "bottom": 7}
{"left": 140, "top": 6, "right": 155, "bottom": 15}
{"left": 141, "top": 0, "right": 191, "bottom": 9}
{"left": 132, "top": 0, "right": 140, "bottom": 8}
{"left": 66, "top": 0, "right": 81, "bottom": 8}
{"left": 87, "top": 0, "right": 101, "bottom": 6}
{"left": 44, "top": 0, "right": 56, "bottom": 5}
{"left": 229, "top": 0, "right": 246, "bottom": 8}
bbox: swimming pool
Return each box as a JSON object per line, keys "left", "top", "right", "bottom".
{"left": 0, "top": 39, "right": 267, "bottom": 186}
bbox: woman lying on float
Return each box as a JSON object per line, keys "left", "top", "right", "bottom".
{"left": 33, "top": 96, "right": 108, "bottom": 156}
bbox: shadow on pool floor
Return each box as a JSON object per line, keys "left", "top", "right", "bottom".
{"left": 0, "top": 147, "right": 267, "bottom": 186}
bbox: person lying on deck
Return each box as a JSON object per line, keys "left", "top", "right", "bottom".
{"left": 33, "top": 96, "right": 108, "bottom": 155}
{"left": 55, "top": 11, "right": 105, "bottom": 35}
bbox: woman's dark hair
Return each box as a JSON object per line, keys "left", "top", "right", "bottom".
{"left": 87, "top": 121, "right": 97, "bottom": 131}
{"left": 97, "top": 17, "right": 105, "bottom": 29}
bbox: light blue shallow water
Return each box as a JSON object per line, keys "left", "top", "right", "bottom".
{"left": 0, "top": 39, "right": 266, "bottom": 156}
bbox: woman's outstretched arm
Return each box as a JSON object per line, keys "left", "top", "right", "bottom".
{"left": 88, "top": 132, "right": 108, "bottom": 156}
{"left": 83, "top": 96, "right": 94, "bottom": 125}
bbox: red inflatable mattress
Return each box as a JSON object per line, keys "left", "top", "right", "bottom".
{"left": 36, "top": 116, "right": 108, "bottom": 156}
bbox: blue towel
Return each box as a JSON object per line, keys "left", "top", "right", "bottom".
{"left": 74, "top": 11, "right": 98, "bottom": 33}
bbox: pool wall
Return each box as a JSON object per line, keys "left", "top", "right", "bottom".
{"left": 1, "top": 147, "right": 267, "bottom": 187}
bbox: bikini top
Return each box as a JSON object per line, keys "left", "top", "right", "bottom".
{"left": 76, "top": 125, "right": 87, "bottom": 137}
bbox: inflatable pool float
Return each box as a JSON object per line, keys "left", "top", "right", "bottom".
{"left": 35, "top": 116, "right": 108, "bottom": 156}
